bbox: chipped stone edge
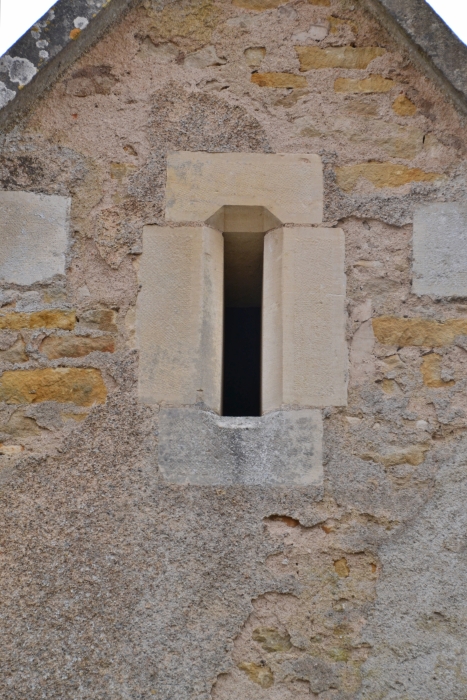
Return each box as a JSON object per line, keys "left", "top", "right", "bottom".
{"left": 0, "top": 0, "right": 138, "bottom": 132}
{"left": 362, "top": 0, "right": 467, "bottom": 117}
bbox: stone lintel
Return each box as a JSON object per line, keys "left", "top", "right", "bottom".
{"left": 165, "top": 151, "right": 323, "bottom": 225}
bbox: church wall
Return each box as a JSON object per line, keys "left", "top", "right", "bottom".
{"left": 1, "top": 0, "right": 467, "bottom": 697}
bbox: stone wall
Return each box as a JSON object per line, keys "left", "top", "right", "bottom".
{"left": 1, "top": 0, "right": 467, "bottom": 697}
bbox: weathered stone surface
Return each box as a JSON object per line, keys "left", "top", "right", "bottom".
{"left": 293, "top": 24, "right": 329, "bottom": 43}
{"left": 413, "top": 203, "right": 467, "bottom": 298}
{"left": 361, "top": 444, "right": 430, "bottom": 467}
{"left": 359, "top": 437, "right": 467, "bottom": 698}
{"left": 158, "top": 408, "right": 323, "bottom": 486}
{"left": 166, "top": 151, "right": 323, "bottom": 225}
{"left": 78, "top": 308, "right": 117, "bottom": 333}
{"left": 0, "top": 443, "right": 23, "bottom": 454}
{"left": 350, "top": 307, "right": 375, "bottom": 386}
{"left": 232, "top": 0, "right": 286, "bottom": 10}
{"left": 238, "top": 662, "right": 274, "bottom": 688}
{"left": 251, "top": 627, "right": 292, "bottom": 652}
{"left": 286, "top": 655, "right": 339, "bottom": 694}
{"left": 40, "top": 334, "right": 115, "bottom": 359}
{"left": 296, "top": 46, "right": 385, "bottom": 71}
{"left": 334, "top": 75, "right": 395, "bottom": 93}
{"left": 421, "top": 353, "right": 454, "bottom": 387}
{"left": 243, "top": 47, "right": 266, "bottom": 68}
{"left": 367, "top": 0, "right": 467, "bottom": 114}
{"left": 373, "top": 316, "right": 467, "bottom": 346}
{"left": 0, "top": 338, "right": 28, "bottom": 364}
{"left": 0, "top": 309, "right": 75, "bottom": 330}
{"left": 349, "top": 122, "right": 424, "bottom": 159}
{"left": 184, "top": 45, "right": 226, "bottom": 69}
{"left": 392, "top": 93, "right": 417, "bottom": 115}
{"left": 137, "top": 226, "right": 223, "bottom": 411}
{"left": 336, "top": 163, "right": 442, "bottom": 191}
{"left": 0, "top": 368, "right": 107, "bottom": 406}
{"left": 0, "top": 409, "right": 40, "bottom": 437}
{"left": 263, "top": 227, "right": 347, "bottom": 411}
{"left": 334, "top": 557, "right": 350, "bottom": 577}
{"left": 251, "top": 72, "right": 307, "bottom": 88}
{"left": 0, "top": 191, "right": 69, "bottom": 285}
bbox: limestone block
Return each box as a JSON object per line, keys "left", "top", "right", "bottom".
{"left": 166, "top": 152, "right": 323, "bottom": 225}
{"left": 158, "top": 407, "right": 323, "bottom": 486}
{"left": 78, "top": 308, "right": 117, "bottom": 332}
{"left": 0, "top": 368, "right": 107, "bottom": 406}
{"left": 251, "top": 73, "right": 308, "bottom": 88}
{"left": 0, "top": 309, "right": 75, "bottom": 330}
{"left": 413, "top": 203, "right": 467, "bottom": 297}
{"left": 393, "top": 94, "right": 417, "bottom": 116}
{"left": 238, "top": 663, "right": 274, "bottom": 688}
{"left": 0, "top": 338, "right": 28, "bottom": 364}
{"left": 137, "top": 226, "right": 223, "bottom": 411}
{"left": 232, "top": 0, "right": 287, "bottom": 9}
{"left": 372, "top": 316, "right": 467, "bottom": 346}
{"left": 296, "top": 46, "right": 385, "bottom": 71}
{"left": 334, "top": 75, "right": 395, "bottom": 93}
{"left": 335, "top": 163, "right": 442, "bottom": 192}
{"left": 40, "top": 335, "right": 115, "bottom": 359}
{"left": 262, "top": 227, "right": 347, "bottom": 411}
{"left": 0, "top": 191, "right": 70, "bottom": 285}
{"left": 421, "top": 354, "right": 454, "bottom": 388}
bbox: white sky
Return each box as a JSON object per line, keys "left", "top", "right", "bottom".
{"left": 0, "top": 0, "right": 466, "bottom": 56}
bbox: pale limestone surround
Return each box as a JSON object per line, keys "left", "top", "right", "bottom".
{"left": 138, "top": 153, "right": 347, "bottom": 415}
{"left": 413, "top": 203, "right": 467, "bottom": 297}
{"left": 262, "top": 227, "right": 348, "bottom": 411}
{"left": 165, "top": 151, "right": 323, "bottom": 225}
{"left": 158, "top": 407, "right": 323, "bottom": 486}
{"left": 136, "top": 225, "right": 224, "bottom": 411}
{"left": 0, "top": 190, "right": 69, "bottom": 285}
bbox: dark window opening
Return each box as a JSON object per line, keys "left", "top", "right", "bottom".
{"left": 206, "top": 205, "right": 282, "bottom": 417}
{"left": 222, "top": 223, "right": 264, "bottom": 417}
{"left": 223, "top": 308, "right": 261, "bottom": 416}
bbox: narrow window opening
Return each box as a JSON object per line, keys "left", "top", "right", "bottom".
{"left": 222, "top": 227, "right": 263, "bottom": 416}
{"left": 206, "top": 205, "right": 282, "bottom": 417}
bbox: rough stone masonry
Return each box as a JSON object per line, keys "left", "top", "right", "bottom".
{"left": 1, "top": 0, "right": 467, "bottom": 698}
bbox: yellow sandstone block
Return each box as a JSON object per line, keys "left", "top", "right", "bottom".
{"left": 296, "top": 46, "right": 385, "bottom": 71}
{"left": 0, "top": 368, "right": 107, "bottom": 406}
{"left": 336, "top": 163, "right": 442, "bottom": 191}
{"left": 238, "top": 662, "right": 274, "bottom": 688}
{"left": 40, "top": 335, "right": 115, "bottom": 360}
{"left": 0, "top": 310, "right": 76, "bottom": 331}
{"left": 361, "top": 444, "right": 429, "bottom": 467}
{"left": 251, "top": 72, "right": 307, "bottom": 88}
{"left": 372, "top": 317, "right": 467, "bottom": 347}
{"left": 421, "top": 354, "right": 455, "bottom": 387}
{"left": 392, "top": 93, "right": 417, "bottom": 116}
{"left": 334, "top": 557, "right": 350, "bottom": 577}
{"left": 334, "top": 75, "right": 394, "bottom": 93}
{"left": 233, "top": 0, "right": 286, "bottom": 8}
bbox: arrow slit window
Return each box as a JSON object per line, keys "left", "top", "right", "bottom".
{"left": 136, "top": 151, "right": 347, "bottom": 415}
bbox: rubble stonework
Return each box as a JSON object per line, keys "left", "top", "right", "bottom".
{"left": 0, "top": 0, "right": 467, "bottom": 698}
